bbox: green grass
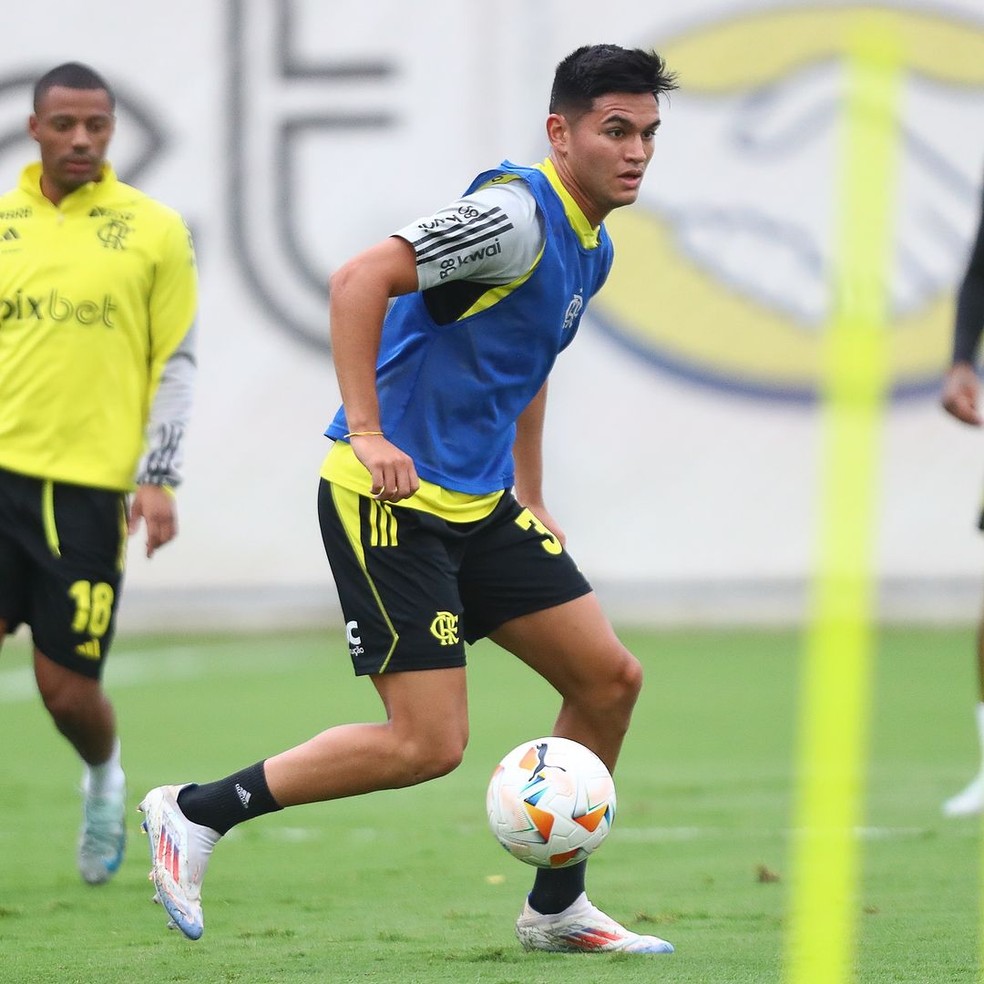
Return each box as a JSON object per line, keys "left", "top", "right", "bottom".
{"left": 0, "top": 625, "right": 980, "bottom": 982}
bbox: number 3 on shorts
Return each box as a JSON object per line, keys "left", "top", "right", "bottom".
{"left": 514, "top": 507, "right": 562, "bottom": 555}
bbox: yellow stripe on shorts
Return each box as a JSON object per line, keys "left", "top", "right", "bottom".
{"left": 330, "top": 483, "right": 400, "bottom": 672}
{"left": 117, "top": 497, "right": 128, "bottom": 571}
{"left": 369, "top": 500, "right": 398, "bottom": 548}
{"left": 41, "top": 480, "right": 61, "bottom": 558}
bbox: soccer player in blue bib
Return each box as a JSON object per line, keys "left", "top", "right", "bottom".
{"left": 141, "top": 44, "right": 677, "bottom": 952}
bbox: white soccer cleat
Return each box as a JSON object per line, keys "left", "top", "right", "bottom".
{"left": 515, "top": 892, "right": 674, "bottom": 954}
{"left": 139, "top": 784, "right": 220, "bottom": 940}
{"left": 943, "top": 774, "right": 984, "bottom": 817}
{"left": 78, "top": 776, "right": 127, "bottom": 885}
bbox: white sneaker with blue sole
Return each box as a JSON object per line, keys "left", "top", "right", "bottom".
{"left": 78, "top": 775, "right": 126, "bottom": 885}
{"left": 139, "top": 784, "right": 221, "bottom": 940}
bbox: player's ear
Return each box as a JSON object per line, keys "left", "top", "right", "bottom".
{"left": 545, "top": 113, "right": 569, "bottom": 153}
{"left": 27, "top": 114, "right": 39, "bottom": 142}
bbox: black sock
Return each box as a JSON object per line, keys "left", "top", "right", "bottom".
{"left": 176, "top": 761, "right": 282, "bottom": 835}
{"left": 527, "top": 861, "right": 587, "bottom": 915}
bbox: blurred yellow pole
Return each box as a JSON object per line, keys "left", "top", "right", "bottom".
{"left": 783, "top": 17, "right": 901, "bottom": 984}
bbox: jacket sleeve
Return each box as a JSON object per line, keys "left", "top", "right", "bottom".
{"left": 137, "top": 214, "right": 199, "bottom": 486}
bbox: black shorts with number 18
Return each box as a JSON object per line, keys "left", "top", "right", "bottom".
{"left": 0, "top": 467, "right": 126, "bottom": 679}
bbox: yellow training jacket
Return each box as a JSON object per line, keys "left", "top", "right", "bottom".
{"left": 0, "top": 162, "right": 198, "bottom": 490}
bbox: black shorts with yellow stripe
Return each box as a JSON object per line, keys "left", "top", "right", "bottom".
{"left": 317, "top": 479, "right": 592, "bottom": 675}
{"left": 0, "top": 467, "right": 126, "bottom": 680}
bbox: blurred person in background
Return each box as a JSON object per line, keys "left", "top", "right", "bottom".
{"left": 940, "top": 170, "right": 984, "bottom": 817}
{"left": 0, "top": 62, "right": 198, "bottom": 881}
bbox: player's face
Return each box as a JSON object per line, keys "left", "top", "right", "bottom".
{"left": 549, "top": 91, "right": 661, "bottom": 227}
{"left": 29, "top": 85, "right": 115, "bottom": 204}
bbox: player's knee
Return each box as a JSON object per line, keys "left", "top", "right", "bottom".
{"left": 424, "top": 745, "right": 466, "bottom": 781}
{"left": 619, "top": 651, "right": 644, "bottom": 706}
{"left": 38, "top": 682, "right": 84, "bottom": 724}
{"left": 36, "top": 668, "right": 97, "bottom": 725}
{"left": 615, "top": 652, "right": 644, "bottom": 715}
{"left": 402, "top": 732, "right": 468, "bottom": 783}
{"left": 589, "top": 649, "right": 643, "bottom": 723}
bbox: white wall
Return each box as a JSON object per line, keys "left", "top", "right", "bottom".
{"left": 3, "top": 0, "right": 984, "bottom": 628}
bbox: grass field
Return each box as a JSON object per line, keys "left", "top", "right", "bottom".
{"left": 0, "top": 624, "right": 980, "bottom": 983}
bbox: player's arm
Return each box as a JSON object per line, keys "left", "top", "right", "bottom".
{"left": 943, "top": 187, "right": 984, "bottom": 426}
{"left": 331, "top": 181, "right": 540, "bottom": 501}
{"left": 513, "top": 381, "right": 566, "bottom": 546}
{"left": 329, "top": 236, "right": 420, "bottom": 502}
{"left": 132, "top": 323, "right": 197, "bottom": 556}
{"left": 131, "top": 215, "right": 199, "bottom": 556}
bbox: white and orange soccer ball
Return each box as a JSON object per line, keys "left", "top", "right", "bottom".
{"left": 486, "top": 736, "right": 616, "bottom": 869}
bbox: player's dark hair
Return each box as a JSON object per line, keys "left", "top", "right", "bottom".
{"left": 33, "top": 62, "right": 115, "bottom": 113}
{"left": 549, "top": 44, "right": 676, "bottom": 117}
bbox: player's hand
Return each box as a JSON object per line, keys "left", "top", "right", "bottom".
{"left": 350, "top": 434, "right": 420, "bottom": 502}
{"left": 128, "top": 484, "right": 178, "bottom": 558}
{"left": 942, "top": 362, "right": 982, "bottom": 426}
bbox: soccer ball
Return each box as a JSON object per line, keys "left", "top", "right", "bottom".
{"left": 486, "top": 736, "right": 616, "bottom": 868}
